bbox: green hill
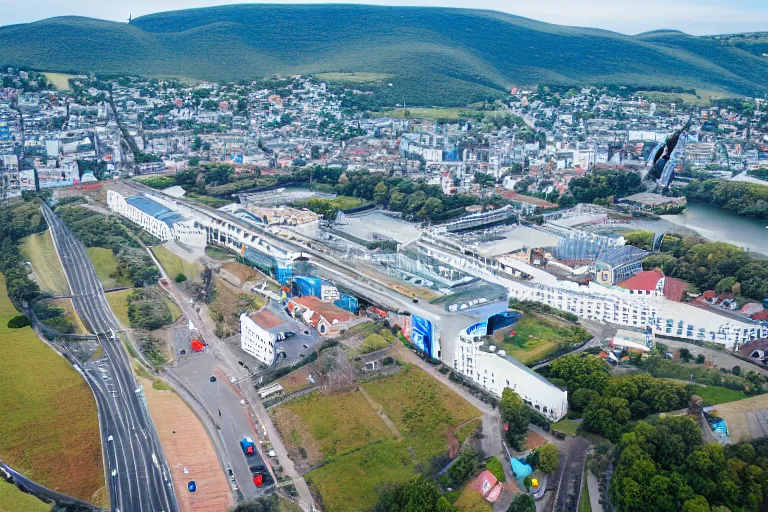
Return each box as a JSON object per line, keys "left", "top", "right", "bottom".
{"left": 1, "top": 5, "right": 767, "bottom": 105}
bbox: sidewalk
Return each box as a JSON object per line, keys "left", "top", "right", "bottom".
{"left": 587, "top": 470, "right": 604, "bottom": 512}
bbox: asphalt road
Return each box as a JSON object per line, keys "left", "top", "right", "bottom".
{"left": 42, "top": 203, "right": 178, "bottom": 512}
{"left": 168, "top": 350, "right": 271, "bottom": 500}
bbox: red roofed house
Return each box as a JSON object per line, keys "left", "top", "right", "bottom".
{"left": 467, "top": 470, "right": 502, "bottom": 503}
{"left": 618, "top": 269, "right": 665, "bottom": 296}
{"left": 288, "top": 295, "right": 356, "bottom": 335}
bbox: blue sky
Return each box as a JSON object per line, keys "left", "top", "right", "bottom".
{"left": 1, "top": 0, "right": 766, "bottom": 35}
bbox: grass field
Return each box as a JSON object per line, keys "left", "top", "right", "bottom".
{"left": 316, "top": 72, "right": 392, "bottom": 83}
{"left": 494, "top": 314, "right": 590, "bottom": 365}
{"left": 204, "top": 246, "right": 237, "bottom": 261}
{"left": 165, "top": 297, "right": 183, "bottom": 322}
{"left": 273, "top": 390, "right": 394, "bottom": 462}
{"left": 579, "top": 474, "right": 592, "bottom": 512}
{"left": 372, "top": 107, "right": 484, "bottom": 121}
{"left": 279, "top": 364, "right": 480, "bottom": 512}
{"left": 106, "top": 288, "right": 132, "bottom": 327}
{"left": 43, "top": 72, "right": 75, "bottom": 90}
{"left": 153, "top": 245, "right": 200, "bottom": 282}
{"left": 86, "top": 247, "right": 126, "bottom": 288}
{"left": 50, "top": 298, "right": 88, "bottom": 334}
{"left": 135, "top": 175, "right": 176, "bottom": 189}
{"left": 552, "top": 418, "right": 580, "bottom": 437}
{"left": 20, "top": 230, "right": 69, "bottom": 296}
{"left": 690, "top": 385, "right": 747, "bottom": 406}
{"left": 0, "top": 275, "right": 106, "bottom": 505}
{"left": 636, "top": 89, "right": 726, "bottom": 107}
{"left": 0, "top": 480, "right": 50, "bottom": 512}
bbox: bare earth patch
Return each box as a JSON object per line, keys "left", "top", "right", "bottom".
{"left": 140, "top": 377, "right": 233, "bottom": 512}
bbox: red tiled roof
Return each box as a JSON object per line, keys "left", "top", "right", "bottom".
{"left": 751, "top": 310, "right": 768, "bottom": 321}
{"left": 663, "top": 276, "right": 689, "bottom": 302}
{"left": 498, "top": 190, "right": 558, "bottom": 209}
{"left": 618, "top": 269, "right": 663, "bottom": 291}
{"left": 294, "top": 296, "right": 355, "bottom": 324}
{"left": 248, "top": 309, "right": 282, "bottom": 330}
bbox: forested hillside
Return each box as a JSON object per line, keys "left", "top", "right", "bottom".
{"left": 1, "top": 5, "right": 767, "bottom": 105}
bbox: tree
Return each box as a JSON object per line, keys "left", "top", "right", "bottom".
{"left": 374, "top": 475, "right": 441, "bottom": 512}
{"left": 682, "top": 496, "right": 711, "bottom": 512}
{"left": 175, "top": 273, "right": 188, "bottom": 283}
{"left": 373, "top": 181, "right": 389, "bottom": 205}
{"left": 538, "top": 444, "right": 560, "bottom": 474}
{"left": 506, "top": 494, "right": 535, "bottom": 512}
{"left": 695, "top": 354, "right": 706, "bottom": 365}
{"left": 192, "top": 136, "right": 202, "bottom": 151}
{"left": 549, "top": 354, "right": 610, "bottom": 393}
{"left": 499, "top": 388, "right": 530, "bottom": 449}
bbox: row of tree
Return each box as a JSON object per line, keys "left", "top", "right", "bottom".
{"left": 625, "top": 230, "right": 768, "bottom": 301}
{"left": 684, "top": 179, "right": 768, "bottom": 220}
{"left": 612, "top": 417, "right": 768, "bottom": 511}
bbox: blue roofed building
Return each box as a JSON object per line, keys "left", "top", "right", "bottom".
{"left": 107, "top": 190, "right": 206, "bottom": 247}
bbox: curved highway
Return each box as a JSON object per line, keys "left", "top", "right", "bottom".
{"left": 42, "top": 203, "right": 178, "bottom": 512}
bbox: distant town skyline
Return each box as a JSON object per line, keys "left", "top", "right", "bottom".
{"left": 1, "top": 0, "right": 767, "bottom": 35}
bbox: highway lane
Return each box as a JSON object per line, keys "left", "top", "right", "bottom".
{"left": 42, "top": 203, "right": 178, "bottom": 512}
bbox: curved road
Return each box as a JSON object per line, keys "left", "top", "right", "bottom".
{"left": 42, "top": 203, "right": 178, "bottom": 512}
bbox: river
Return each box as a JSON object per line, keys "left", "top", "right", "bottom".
{"left": 660, "top": 203, "right": 768, "bottom": 255}
{"left": 605, "top": 202, "right": 768, "bottom": 255}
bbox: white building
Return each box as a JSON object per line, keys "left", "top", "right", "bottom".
{"left": 107, "top": 190, "right": 206, "bottom": 248}
{"left": 455, "top": 320, "right": 568, "bottom": 420}
{"left": 239, "top": 308, "right": 285, "bottom": 365}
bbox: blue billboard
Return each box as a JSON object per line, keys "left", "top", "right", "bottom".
{"left": 412, "top": 315, "right": 438, "bottom": 359}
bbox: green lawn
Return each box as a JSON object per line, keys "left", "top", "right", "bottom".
{"left": 277, "top": 364, "right": 481, "bottom": 512}
{"left": 372, "top": 107, "right": 485, "bottom": 121}
{"left": 552, "top": 418, "right": 580, "bottom": 437}
{"left": 691, "top": 385, "right": 747, "bottom": 406}
{"left": 0, "top": 480, "right": 51, "bottom": 512}
{"left": 495, "top": 314, "right": 590, "bottom": 365}
{"left": 86, "top": 247, "right": 128, "bottom": 288}
{"left": 134, "top": 175, "right": 177, "bottom": 189}
{"left": 204, "top": 246, "right": 237, "bottom": 261}
{"left": 42, "top": 72, "right": 75, "bottom": 91}
{"left": 20, "top": 230, "right": 69, "bottom": 296}
{"left": 165, "top": 297, "right": 183, "bottom": 322}
{"left": 106, "top": 288, "right": 132, "bottom": 327}
{"left": 152, "top": 246, "right": 200, "bottom": 282}
{"left": 277, "top": 390, "right": 394, "bottom": 458}
{"left": 0, "top": 275, "right": 106, "bottom": 505}
{"left": 579, "top": 474, "right": 592, "bottom": 512}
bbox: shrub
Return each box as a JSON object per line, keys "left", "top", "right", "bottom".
{"left": 174, "top": 272, "right": 187, "bottom": 283}
{"left": 360, "top": 333, "right": 390, "bottom": 354}
{"left": 7, "top": 314, "right": 30, "bottom": 328}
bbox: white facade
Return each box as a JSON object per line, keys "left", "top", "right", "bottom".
{"left": 239, "top": 313, "right": 276, "bottom": 365}
{"left": 420, "top": 234, "right": 768, "bottom": 349}
{"left": 107, "top": 190, "right": 206, "bottom": 248}
{"left": 455, "top": 324, "right": 568, "bottom": 420}
{"left": 108, "top": 190, "right": 174, "bottom": 240}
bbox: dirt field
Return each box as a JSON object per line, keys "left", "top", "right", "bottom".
{"left": 277, "top": 364, "right": 324, "bottom": 395}
{"left": 221, "top": 261, "right": 259, "bottom": 285}
{"left": 139, "top": 377, "right": 233, "bottom": 512}
{"left": 712, "top": 394, "right": 768, "bottom": 442}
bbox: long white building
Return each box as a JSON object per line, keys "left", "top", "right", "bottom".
{"left": 420, "top": 233, "right": 768, "bottom": 349}
{"left": 107, "top": 190, "right": 206, "bottom": 248}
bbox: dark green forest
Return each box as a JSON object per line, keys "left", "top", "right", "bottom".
{"left": 1, "top": 5, "right": 767, "bottom": 106}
